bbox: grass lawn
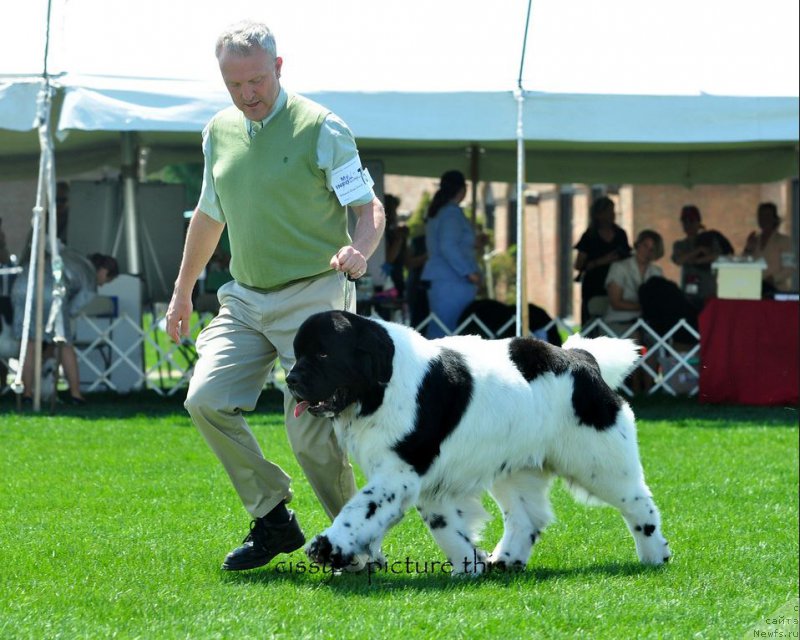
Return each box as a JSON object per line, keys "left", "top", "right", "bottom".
{"left": 1, "top": 392, "right": 797, "bottom": 639}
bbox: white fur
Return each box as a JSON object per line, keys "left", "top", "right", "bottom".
{"left": 563, "top": 333, "right": 641, "bottom": 390}
{"left": 307, "top": 321, "right": 671, "bottom": 575}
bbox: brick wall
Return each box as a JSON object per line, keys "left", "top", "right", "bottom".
{"left": 385, "top": 177, "right": 796, "bottom": 325}
{"left": 632, "top": 182, "right": 793, "bottom": 285}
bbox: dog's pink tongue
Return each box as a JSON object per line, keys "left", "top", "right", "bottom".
{"left": 294, "top": 401, "right": 310, "bottom": 418}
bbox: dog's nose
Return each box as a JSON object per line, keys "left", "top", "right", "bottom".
{"left": 285, "top": 370, "right": 299, "bottom": 387}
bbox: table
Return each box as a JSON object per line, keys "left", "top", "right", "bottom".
{"left": 699, "top": 298, "right": 799, "bottom": 405}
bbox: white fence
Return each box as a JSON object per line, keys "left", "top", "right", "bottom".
{"left": 1, "top": 309, "right": 700, "bottom": 399}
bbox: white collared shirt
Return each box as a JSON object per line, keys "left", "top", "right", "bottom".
{"left": 198, "top": 88, "right": 375, "bottom": 221}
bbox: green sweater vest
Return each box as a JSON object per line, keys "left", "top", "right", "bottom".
{"left": 209, "top": 94, "right": 350, "bottom": 290}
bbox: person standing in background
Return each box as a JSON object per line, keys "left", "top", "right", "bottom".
{"left": 420, "top": 170, "right": 480, "bottom": 338}
{"left": 573, "top": 196, "right": 631, "bottom": 326}
{"left": 742, "top": 202, "right": 796, "bottom": 296}
{"left": 671, "top": 205, "right": 733, "bottom": 310}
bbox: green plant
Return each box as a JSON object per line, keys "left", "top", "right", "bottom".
{"left": 0, "top": 395, "right": 796, "bottom": 639}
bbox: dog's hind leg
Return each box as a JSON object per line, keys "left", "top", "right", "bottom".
{"left": 417, "top": 494, "right": 489, "bottom": 576}
{"left": 488, "top": 468, "right": 554, "bottom": 570}
{"left": 558, "top": 415, "right": 671, "bottom": 565}
{"left": 571, "top": 470, "right": 671, "bottom": 566}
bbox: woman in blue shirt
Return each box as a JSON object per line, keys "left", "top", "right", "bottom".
{"left": 421, "top": 170, "right": 481, "bottom": 338}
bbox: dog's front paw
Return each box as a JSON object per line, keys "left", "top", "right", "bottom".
{"left": 487, "top": 557, "right": 526, "bottom": 573}
{"left": 306, "top": 534, "right": 333, "bottom": 564}
{"left": 306, "top": 534, "right": 354, "bottom": 569}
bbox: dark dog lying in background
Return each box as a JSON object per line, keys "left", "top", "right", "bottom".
{"left": 457, "top": 299, "right": 562, "bottom": 346}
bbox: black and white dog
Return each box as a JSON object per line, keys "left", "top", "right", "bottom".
{"left": 287, "top": 310, "right": 670, "bottom": 575}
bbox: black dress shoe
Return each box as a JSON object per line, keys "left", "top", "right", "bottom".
{"left": 222, "top": 510, "right": 305, "bottom": 571}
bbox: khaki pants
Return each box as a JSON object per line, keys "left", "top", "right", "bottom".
{"left": 184, "top": 272, "right": 357, "bottom": 521}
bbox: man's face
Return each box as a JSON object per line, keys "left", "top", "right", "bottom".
{"left": 218, "top": 47, "right": 282, "bottom": 122}
{"left": 681, "top": 216, "right": 700, "bottom": 235}
{"left": 757, "top": 208, "right": 777, "bottom": 232}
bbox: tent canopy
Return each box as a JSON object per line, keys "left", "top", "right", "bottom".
{"left": 1, "top": 0, "right": 798, "bottom": 184}
{"left": 2, "top": 73, "right": 797, "bottom": 185}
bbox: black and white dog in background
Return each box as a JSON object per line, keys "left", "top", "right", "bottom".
{"left": 287, "top": 311, "right": 671, "bottom": 575}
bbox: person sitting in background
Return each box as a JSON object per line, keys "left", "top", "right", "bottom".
{"left": 604, "top": 229, "right": 664, "bottom": 333}
{"left": 420, "top": 170, "right": 481, "bottom": 338}
{"left": 742, "top": 202, "right": 796, "bottom": 296}
{"left": 11, "top": 246, "right": 118, "bottom": 405}
{"left": 573, "top": 196, "right": 631, "bottom": 326}
{"left": 604, "top": 229, "right": 664, "bottom": 393}
{"left": 671, "top": 205, "right": 733, "bottom": 310}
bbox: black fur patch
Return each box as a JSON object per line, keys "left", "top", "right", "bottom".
{"left": 508, "top": 337, "right": 569, "bottom": 381}
{"left": 353, "top": 318, "right": 395, "bottom": 417}
{"left": 570, "top": 350, "right": 623, "bottom": 430}
{"left": 392, "top": 348, "right": 473, "bottom": 475}
{"left": 366, "top": 501, "right": 378, "bottom": 519}
{"left": 429, "top": 514, "right": 447, "bottom": 529}
{"left": 643, "top": 524, "right": 656, "bottom": 537}
{"left": 510, "top": 339, "right": 622, "bottom": 431}
{"left": 307, "top": 534, "right": 352, "bottom": 568}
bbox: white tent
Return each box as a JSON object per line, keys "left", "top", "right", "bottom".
{"left": 1, "top": 72, "right": 798, "bottom": 184}
{"left": 1, "top": 0, "right": 798, "bottom": 184}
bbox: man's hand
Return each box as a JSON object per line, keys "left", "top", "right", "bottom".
{"left": 165, "top": 292, "right": 193, "bottom": 343}
{"left": 331, "top": 245, "right": 368, "bottom": 280}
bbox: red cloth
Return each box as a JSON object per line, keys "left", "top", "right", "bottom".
{"left": 699, "top": 298, "right": 799, "bottom": 405}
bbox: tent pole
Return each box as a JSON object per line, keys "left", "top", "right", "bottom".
{"left": 32, "top": 189, "right": 47, "bottom": 412}
{"left": 515, "top": 0, "right": 533, "bottom": 337}
{"left": 514, "top": 89, "right": 529, "bottom": 337}
{"left": 121, "top": 132, "right": 141, "bottom": 275}
{"left": 13, "top": 82, "right": 54, "bottom": 411}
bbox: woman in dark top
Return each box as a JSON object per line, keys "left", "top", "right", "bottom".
{"left": 574, "top": 196, "right": 631, "bottom": 326}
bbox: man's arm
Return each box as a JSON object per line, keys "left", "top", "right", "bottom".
{"left": 165, "top": 208, "right": 225, "bottom": 342}
{"left": 330, "top": 196, "right": 385, "bottom": 278}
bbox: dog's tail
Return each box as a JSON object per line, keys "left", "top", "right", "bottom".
{"left": 563, "top": 334, "right": 640, "bottom": 390}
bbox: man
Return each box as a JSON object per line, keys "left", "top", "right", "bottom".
{"left": 670, "top": 205, "right": 733, "bottom": 310}
{"left": 165, "top": 21, "right": 385, "bottom": 572}
{"left": 743, "top": 202, "right": 796, "bottom": 295}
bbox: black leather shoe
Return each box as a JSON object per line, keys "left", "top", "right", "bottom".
{"left": 221, "top": 510, "right": 305, "bottom": 571}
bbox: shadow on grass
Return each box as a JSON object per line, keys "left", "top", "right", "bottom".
{"left": 629, "top": 394, "right": 798, "bottom": 427}
{"left": 0, "top": 387, "right": 286, "bottom": 420}
{"left": 3, "top": 386, "right": 795, "bottom": 427}
{"left": 219, "top": 559, "right": 660, "bottom": 593}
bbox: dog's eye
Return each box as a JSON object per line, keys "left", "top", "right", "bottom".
{"left": 318, "top": 353, "right": 328, "bottom": 359}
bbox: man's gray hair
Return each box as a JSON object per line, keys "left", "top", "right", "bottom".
{"left": 215, "top": 20, "right": 277, "bottom": 59}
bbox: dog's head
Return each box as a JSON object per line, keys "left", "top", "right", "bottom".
{"left": 287, "top": 310, "right": 394, "bottom": 418}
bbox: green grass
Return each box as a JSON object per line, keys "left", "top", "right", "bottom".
{"left": 1, "top": 393, "right": 797, "bottom": 639}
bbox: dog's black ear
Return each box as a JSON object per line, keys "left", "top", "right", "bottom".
{"left": 355, "top": 320, "right": 394, "bottom": 385}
